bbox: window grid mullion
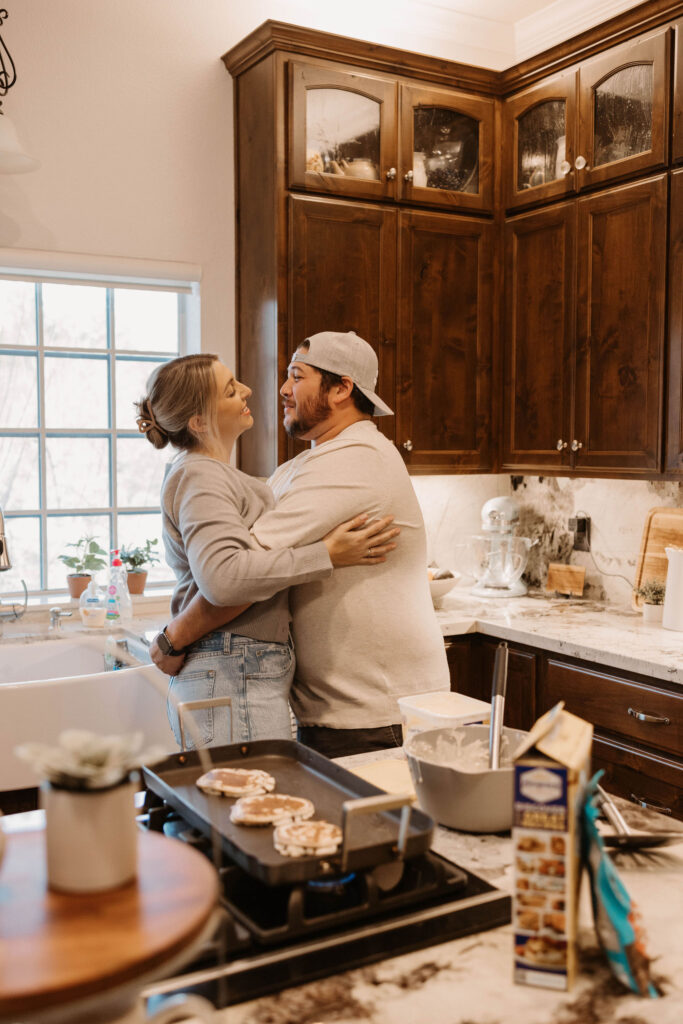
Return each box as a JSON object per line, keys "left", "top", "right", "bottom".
{"left": 36, "top": 282, "right": 48, "bottom": 591}
{"left": 109, "top": 288, "right": 117, "bottom": 553}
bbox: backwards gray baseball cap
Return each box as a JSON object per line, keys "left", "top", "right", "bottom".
{"left": 293, "top": 331, "right": 394, "bottom": 417}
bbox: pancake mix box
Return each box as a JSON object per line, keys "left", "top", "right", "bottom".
{"left": 512, "top": 703, "right": 593, "bottom": 991}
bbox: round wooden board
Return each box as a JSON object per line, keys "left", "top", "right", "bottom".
{"left": 0, "top": 828, "right": 219, "bottom": 1017}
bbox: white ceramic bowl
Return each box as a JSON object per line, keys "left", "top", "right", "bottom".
{"left": 429, "top": 572, "right": 460, "bottom": 606}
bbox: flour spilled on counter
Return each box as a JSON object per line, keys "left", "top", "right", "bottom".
{"left": 406, "top": 729, "right": 513, "bottom": 772}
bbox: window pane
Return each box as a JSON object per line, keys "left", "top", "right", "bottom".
{"left": 0, "top": 515, "right": 41, "bottom": 592}
{"left": 42, "top": 283, "right": 107, "bottom": 349}
{"left": 116, "top": 357, "right": 164, "bottom": 430}
{"left": 46, "top": 437, "right": 110, "bottom": 509}
{"left": 413, "top": 107, "right": 479, "bottom": 193}
{"left": 116, "top": 436, "right": 166, "bottom": 508}
{"left": 306, "top": 89, "right": 381, "bottom": 178}
{"left": 594, "top": 65, "right": 653, "bottom": 166}
{"left": 117, "top": 511, "right": 168, "bottom": 583}
{"left": 0, "top": 436, "right": 40, "bottom": 509}
{"left": 0, "top": 353, "right": 38, "bottom": 427}
{"left": 114, "top": 290, "right": 178, "bottom": 352}
{"left": 47, "top": 514, "right": 111, "bottom": 590}
{"left": 0, "top": 281, "right": 36, "bottom": 347}
{"left": 44, "top": 354, "right": 109, "bottom": 429}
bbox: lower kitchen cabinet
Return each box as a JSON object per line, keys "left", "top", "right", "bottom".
{"left": 445, "top": 636, "right": 683, "bottom": 821}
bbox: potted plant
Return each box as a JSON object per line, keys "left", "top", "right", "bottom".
{"left": 58, "top": 536, "right": 108, "bottom": 599}
{"left": 119, "top": 539, "right": 160, "bottom": 595}
{"left": 15, "top": 729, "right": 165, "bottom": 893}
{"left": 635, "top": 579, "right": 666, "bottom": 623}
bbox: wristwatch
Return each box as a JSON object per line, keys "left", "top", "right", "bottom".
{"left": 155, "top": 627, "right": 187, "bottom": 657}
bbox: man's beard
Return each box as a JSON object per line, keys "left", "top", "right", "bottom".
{"left": 283, "top": 387, "right": 330, "bottom": 438}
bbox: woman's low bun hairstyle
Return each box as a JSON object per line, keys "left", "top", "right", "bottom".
{"left": 135, "top": 354, "right": 218, "bottom": 452}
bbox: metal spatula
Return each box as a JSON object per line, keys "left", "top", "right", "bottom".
{"left": 597, "top": 784, "right": 683, "bottom": 850}
{"left": 489, "top": 641, "right": 509, "bottom": 769}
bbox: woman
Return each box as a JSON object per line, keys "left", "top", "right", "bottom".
{"left": 136, "top": 353, "right": 397, "bottom": 748}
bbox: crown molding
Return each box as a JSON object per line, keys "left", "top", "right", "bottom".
{"left": 514, "top": 0, "right": 644, "bottom": 63}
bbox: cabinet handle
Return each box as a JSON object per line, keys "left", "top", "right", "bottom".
{"left": 556, "top": 439, "right": 567, "bottom": 451}
{"left": 630, "top": 794, "right": 672, "bottom": 816}
{"left": 403, "top": 439, "right": 413, "bottom": 451}
{"left": 404, "top": 170, "right": 413, "bottom": 183}
{"left": 628, "top": 706, "right": 670, "bottom": 725}
{"left": 386, "top": 167, "right": 397, "bottom": 181}
{"left": 574, "top": 155, "right": 587, "bottom": 170}
{"left": 559, "top": 160, "right": 572, "bottom": 176}
{"left": 570, "top": 439, "right": 583, "bottom": 452}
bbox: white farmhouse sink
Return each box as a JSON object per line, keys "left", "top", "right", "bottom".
{"left": 0, "top": 634, "right": 175, "bottom": 791}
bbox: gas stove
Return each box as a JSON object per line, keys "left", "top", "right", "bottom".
{"left": 140, "top": 793, "right": 511, "bottom": 1008}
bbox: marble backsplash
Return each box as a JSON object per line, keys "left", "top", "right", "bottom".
{"left": 412, "top": 474, "right": 683, "bottom": 607}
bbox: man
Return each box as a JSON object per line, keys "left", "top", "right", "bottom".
{"left": 152, "top": 332, "right": 449, "bottom": 757}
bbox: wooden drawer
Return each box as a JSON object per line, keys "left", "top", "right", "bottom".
{"left": 593, "top": 734, "right": 683, "bottom": 822}
{"left": 543, "top": 659, "right": 683, "bottom": 759}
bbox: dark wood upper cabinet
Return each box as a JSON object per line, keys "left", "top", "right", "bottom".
{"left": 288, "top": 194, "right": 397, "bottom": 450}
{"left": 666, "top": 168, "right": 683, "bottom": 472}
{"left": 502, "top": 203, "right": 575, "bottom": 471}
{"left": 395, "top": 210, "right": 493, "bottom": 471}
{"left": 577, "top": 29, "right": 670, "bottom": 190}
{"left": 503, "top": 28, "right": 670, "bottom": 210}
{"left": 574, "top": 174, "right": 667, "bottom": 473}
{"left": 504, "top": 73, "right": 578, "bottom": 210}
{"left": 398, "top": 85, "right": 494, "bottom": 212}
{"left": 288, "top": 62, "right": 398, "bottom": 202}
{"left": 674, "top": 19, "right": 683, "bottom": 164}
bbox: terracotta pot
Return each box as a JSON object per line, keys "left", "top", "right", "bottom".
{"left": 126, "top": 570, "right": 147, "bottom": 595}
{"left": 66, "top": 574, "right": 91, "bottom": 599}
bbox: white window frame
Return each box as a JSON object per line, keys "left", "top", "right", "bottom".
{"left": 0, "top": 250, "right": 201, "bottom": 598}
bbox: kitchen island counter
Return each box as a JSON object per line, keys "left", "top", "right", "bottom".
{"left": 435, "top": 590, "right": 683, "bottom": 688}
{"left": 215, "top": 748, "right": 683, "bottom": 1024}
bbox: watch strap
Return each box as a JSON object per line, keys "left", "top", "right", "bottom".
{"left": 157, "top": 626, "right": 187, "bottom": 657}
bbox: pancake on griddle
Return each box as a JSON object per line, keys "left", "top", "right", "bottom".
{"left": 195, "top": 767, "right": 275, "bottom": 797}
{"left": 274, "top": 818, "right": 342, "bottom": 857}
{"left": 230, "top": 792, "right": 315, "bottom": 825}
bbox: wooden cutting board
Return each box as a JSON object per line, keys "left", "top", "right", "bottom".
{"left": 633, "top": 506, "right": 683, "bottom": 608}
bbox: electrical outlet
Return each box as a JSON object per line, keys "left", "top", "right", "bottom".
{"left": 568, "top": 515, "right": 590, "bottom": 551}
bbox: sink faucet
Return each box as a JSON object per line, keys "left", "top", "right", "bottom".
{"left": 0, "top": 506, "right": 28, "bottom": 633}
{"left": 49, "top": 607, "right": 73, "bottom": 631}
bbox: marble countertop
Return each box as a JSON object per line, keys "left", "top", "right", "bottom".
{"left": 217, "top": 748, "right": 683, "bottom": 1024}
{"left": 434, "top": 589, "right": 683, "bottom": 687}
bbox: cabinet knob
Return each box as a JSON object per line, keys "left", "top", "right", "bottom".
{"left": 556, "top": 439, "right": 567, "bottom": 451}
{"left": 386, "top": 167, "right": 397, "bottom": 181}
{"left": 574, "top": 155, "right": 587, "bottom": 170}
{"left": 403, "top": 439, "right": 413, "bottom": 451}
{"left": 559, "top": 160, "right": 572, "bottom": 176}
{"left": 404, "top": 170, "right": 413, "bottom": 183}
{"left": 570, "top": 439, "right": 583, "bottom": 452}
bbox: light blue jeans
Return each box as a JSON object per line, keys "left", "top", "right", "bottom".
{"left": 166, "top": 630, "right": 294, "bottom": 749}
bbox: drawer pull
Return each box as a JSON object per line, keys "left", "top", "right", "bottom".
{"left": 630, "top": 794, "right": 672, "bottom": 816}
{"left": 627, "top": 707, "right": 670, "bottom": 725}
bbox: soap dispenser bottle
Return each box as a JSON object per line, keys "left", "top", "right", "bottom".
{"left": 105, "top": 549, "right": 133, "bottom": 626}
{"left": 79, "top": 578, "right": 106, "bottom": 628}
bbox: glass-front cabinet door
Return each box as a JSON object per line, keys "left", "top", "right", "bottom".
{"left": 398, "top": 86, "right": 494, "bottom": 211}
{"left": 289, "top": 62, "right": 398, "bottom": 201}
{"left": 576, "top": 29, "right": 669, "bottom": 190}
{"left": 504, "top": 74, "right": 577, "bottom": 210}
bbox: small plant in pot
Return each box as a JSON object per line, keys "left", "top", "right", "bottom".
{"left": 58, "top": 536, "right": 108, "bottom": 599}
{"left": 635, "top": 579, "right": 666, "bottom": 623}
{"left": 119, "top": 539, "right": 160, "bottom": 595}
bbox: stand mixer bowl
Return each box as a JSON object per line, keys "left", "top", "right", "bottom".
{"left": 468, "top": 534, "right": 535, "bottom": 597}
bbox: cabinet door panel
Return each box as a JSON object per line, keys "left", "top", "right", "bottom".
{"left": 667, "top": 169, "right": 683, "bottom": 472}
{"left": 396, "top": 211, "right": 493, "bottom": 471}
{"left": 289, "top": 62, "right": 397, "bottom": 201}
{"left": 445, "top": 638, "right": 473, "bottom": 694}
{"left": 575, "top": 175, "right": 666, "bottom": 472}
{"left": 674, "top": 20, "right": 683, "bottom": 164}
{"left": 502, "top": 203, "right": 575, "bottom": 470}
{"left": 289, "top": 195, "right": 397, "bottom": 451}
{"left": 476, "top": 640, "right": 536, "bottom": 732}
{"left": 577, "top": 29, "right": 669, "bottom": 190}
{"left": 542, "top": 658, "right": 683, "bottom": 759}
{"left": 504, "top": 73, "right": 577, "bottom": 211}
{"left": 399, "top": 85, "right": 494, "bottom": 212}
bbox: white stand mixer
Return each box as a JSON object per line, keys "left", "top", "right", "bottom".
{"left": 469, "top": 496, "right": 535, "bottom": 598}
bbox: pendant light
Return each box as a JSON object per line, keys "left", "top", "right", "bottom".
{"left": 0, "top": 8, "right": 39, "bottom": 173}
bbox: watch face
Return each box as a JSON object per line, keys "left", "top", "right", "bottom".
{"left": 157, "top": 631, "right": 172, "bottom": 655}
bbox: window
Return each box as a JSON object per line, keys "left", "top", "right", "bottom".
{"left": 0, "top": 273, "right": 196, "bottom": 596}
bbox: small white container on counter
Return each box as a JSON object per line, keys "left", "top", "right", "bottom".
{"left": 399, "top": 690, "right": 490, "bottom": 741}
